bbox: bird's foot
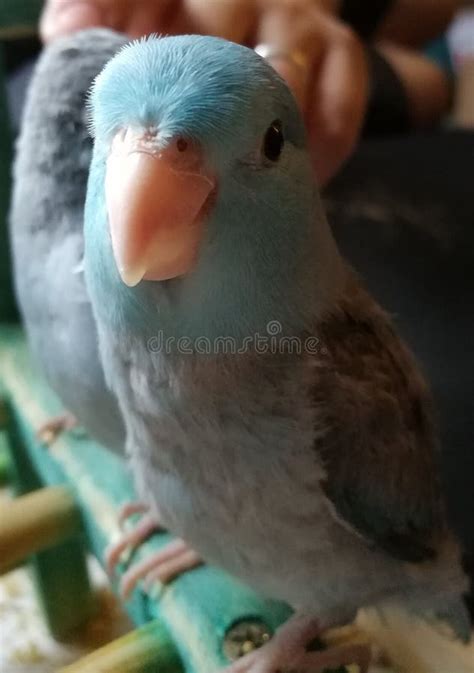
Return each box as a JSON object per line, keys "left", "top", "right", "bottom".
{"left": 106, "top": 502, "right": 161, "bottom": 575}
{"left": 106, "top": 501, "right": 202, "bottom": 598}
{"left": 121, "top": 537, "right": 202, "bottom": 598}
{"left": 36, "top": 412, "right": 78, "bottom": 446}
{"left": 221, "top": 613, "right": 371, "bottom": 673}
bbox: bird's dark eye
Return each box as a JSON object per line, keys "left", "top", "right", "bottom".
{"left": 263, "top": 120, "right": 284, "bottom": 162}
{"left": 176, "top": 137, "right": 188, "bottom": 152}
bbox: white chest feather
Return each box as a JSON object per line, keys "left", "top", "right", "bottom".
{"left": 117, "top": 342, "right": 324, "bottom": 569}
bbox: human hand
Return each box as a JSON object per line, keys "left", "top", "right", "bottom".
{"left": 39, "top": 0, "right": 254, "bottom": 43}
{"left": 40, "top": 0, "right": 187, "bottom": 42}
{"left": 40, "top": 0, "right": 369, "bottom": 185}
{"left": 185, "top": 0, "right": 370, "bottom": 184}
{"left": 255, "top": 1, "right": 369, "bottom": 185}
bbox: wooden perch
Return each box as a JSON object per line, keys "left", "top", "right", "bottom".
{"left": 60, "top": 620, "right": 184, "bottom": 673}
{"left": 0, "top": 484, "right": 81, "bottom": 574}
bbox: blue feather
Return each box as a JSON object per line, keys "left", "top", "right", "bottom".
{"left": 85, "top": 35, "right": 338, "bottom": 344}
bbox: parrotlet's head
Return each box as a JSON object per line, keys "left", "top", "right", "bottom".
{"left": 86, "top": 35, "right": 341, "bottom": 338}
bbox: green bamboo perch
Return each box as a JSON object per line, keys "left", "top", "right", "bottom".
{"left": 0, "top": 430, "right": 12, "bottom": 485}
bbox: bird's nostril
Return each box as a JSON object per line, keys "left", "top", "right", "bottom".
{"left": 176, "top": 137, "right": 188, "bottom": 152}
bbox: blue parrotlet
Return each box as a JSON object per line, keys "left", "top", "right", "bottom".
{"left": 84, "top": 35, "right": 471, "bottom": 673}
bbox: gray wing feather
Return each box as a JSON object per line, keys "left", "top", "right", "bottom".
{"left": 314, "top": 276, "right": 445, "bottom": 562}
{"left": 10, "top": 30, "right": 127, "bottom": 452}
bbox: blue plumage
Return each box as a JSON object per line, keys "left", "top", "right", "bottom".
{"left": 85, "top": 35, "right": 341, "bottom": 344}
{"left": 89, "top": 35, "right": 306, "bottom": 161}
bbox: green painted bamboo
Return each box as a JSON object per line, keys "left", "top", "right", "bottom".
{"left": 32, "top": 536, "right": 96, "bottom": 639}
{"left": 0, "top": 430, "right": 12, "bottom": 485}
{"left": 60, "top": 620, "right": 184, "bottom": 673}
{"left": 0, "top": 393, "right": 9, "bottom": 428}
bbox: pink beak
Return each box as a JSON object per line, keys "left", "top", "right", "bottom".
{"left": 105, "top": 127, "right": 215, "bottom": 287}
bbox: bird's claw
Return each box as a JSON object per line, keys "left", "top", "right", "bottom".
{"left": 106, "top": 505, "right": 161, "bottom": 575}
{"left": 106, "top": 501, "right": 202, "bottom": 599}
{"left": 36, "top": 412, "right": 78, "bottom": 446}
{"left": 118, "top": 501, "right": 151, "bottom": 527}
{"left": 222, "top": 642, "right": 370, "bottom": 673}
{"left": 121, "top": 538, "right": 202, "bottom": 598}
{"left": 221, "top": 614, "right": 370, "bottom": 673}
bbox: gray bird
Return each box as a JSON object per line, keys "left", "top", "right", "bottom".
{"left": 84, "top": 35, "right": 471, "bottom": 672}
{"left": 10, "top": 30, "right": 126, "bottom": 453}
{"left": 10, "top": 29, "right": 199, "bottom": 583}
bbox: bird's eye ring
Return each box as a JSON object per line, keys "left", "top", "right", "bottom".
{"left": 263, "top": 120, "right": 284, "bottom": 162}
